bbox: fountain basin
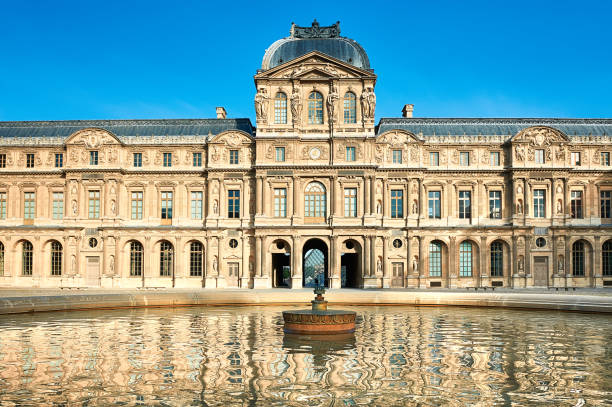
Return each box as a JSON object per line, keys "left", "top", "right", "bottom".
{"left": 282, "top": 309, "right": 356, "bottom": 334}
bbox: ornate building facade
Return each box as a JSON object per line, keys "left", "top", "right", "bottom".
{"left": 1, "top": 20, "right": 611, "bottom": 289}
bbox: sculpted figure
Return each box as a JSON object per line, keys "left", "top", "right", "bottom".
{"left": 254, "top": 88, "right": 269, "bottom": 122}
{"left": 412, "top": 256, "right": 419, "bottom": 274}
{"left": 213, "top": 199, "right": 218, "bottom": 215}
{"left": 558, "top": 255, "right": 564, "bottom": 271}
{"left": 290, "top": 88, "right": 302, "bottom": 123}
{"left": 360, "top": 87, "right": 376, "bottom": 119}
{"left": 110, "top": 200, "right": 116, "bottom": 215}
{"left": 556, "top": 199, "right": 563, "bottom": 214}
{"left": 412, "top": 200, "right": 418, "bottom": 215}
{"left": 71, "top": 254, "right": 76, "bottom": 274}
{"left": 72, "top": 200, "right": 78, "bottom": 215}
{"left": 212, "top": 256, "right": 218, "bottom": 274}
{"left": 377, "top": 258, "right": 382, "bottom": 275}
{"left": 518, "top": 256, "right": 524, "bottom": 271}
{"left": 515, "top": 145, "right": 525, "bottom": 162}
{"left": 109, "top": 255, "right": 115, "bottom": 274}
{"left": 326, "top": 84, "right": 339, "bottom": 123}
{"left": 516, "top": 199, "right": 523, "bottom": 214}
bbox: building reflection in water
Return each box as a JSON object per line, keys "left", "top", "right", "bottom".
{"left": 0, "top": 306, "right": 610, "bottom": 406}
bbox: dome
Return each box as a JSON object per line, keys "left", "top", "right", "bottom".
{"left": 261, "top": 20, "right": 371, "bottom": 71}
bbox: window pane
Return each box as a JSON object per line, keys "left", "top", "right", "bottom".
{"left": 88, "top": 191, "right": 100, "bottom": 219}
{"left": 274, "top": 92, "right": 287, "bottom": 124}
{"left": 191, "top": 191, "right": 203, "bottom": 219}
{"left": 308, "top": 92, "right": 323, "bottom": 124}
{"left": 489, "top": 190, "right": 501, "bottom": 219}
{"left": 459, "top": 241, "right": 472, "bottom": 277}
{"left": 344, "top": 188, "right": 357, "bottom": 217}
{"left": 533, "top": 189, "right": 545, "bottom": 218}
{"left": 490, "top": 242, "right": 503, "bottom": 277}
{"left": 429, "top": 242, "right": 442, "bottom": 277}
{"left": 53, "top": 192, "right": 64, "bottom": 220}
{"left": 391, "top": 190, "right": 403, "bottom": 218}
{"left": 343, "top": 92, "right": 356, "bottom": 123}
{"left": 428, "top": 191, "right": 441, "bottom": 219}
{"left": 601, "top": 191, "right": 611, "bottom": 219}
{"left": 459, "top": 191, "right": 471, "bottom": 219}
{"left": 161, "top": 191, "right": 173, "bottom": 219}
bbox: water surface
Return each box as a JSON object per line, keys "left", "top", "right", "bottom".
{"left": 0, "top": 306, "right": 610, "bottom": 406}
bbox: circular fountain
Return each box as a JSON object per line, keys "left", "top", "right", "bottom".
{"left": 282, "top": 286, "right": 356, "bottom": 334}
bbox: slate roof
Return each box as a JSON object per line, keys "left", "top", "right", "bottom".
{"left": 0, "top": 119, "right": 255, "bottom": 139}
{"left": 376, "top": 118, "right": 612, "bottom": 138}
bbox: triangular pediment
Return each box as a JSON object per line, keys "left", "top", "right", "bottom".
{"left": 256, "top": 51, "right": 376, "bottom": 80}
{"left": 511, "top": 126, "right": 570, "bottom": 145}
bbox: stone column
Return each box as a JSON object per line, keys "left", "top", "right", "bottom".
{"left": 143, "top": 236, "right": 151, "bottom": 287}
{"left": 479, "top": 235, "right": 488, "bottom": 287}
{"left": 256, "top": 176, "right": 263, "bottom": 216}
{"left": 370, "top": 177, "right": 376, "bottom": 216}
{"left": 448, "top": 236, "right": 457, "bottom": 288}
{"left": 333, "top": 177, "right": 341, "bottom": 218}
{"left": 291, "top": 235, "right": 303, "bottom": 289}
{"left": 382, "top": 236, "right": 390, "bottom": 288}
{"left": 364, "top": 236, "right": 371, "bottom": 279}
{"left": 371, "top": 236, "right": 377, "bottom": 281}
{"left": 330, "top": 235, "right": 339, "bottom": 288}
{"left": 263, "top": 179, "right": 271, "bottom": 217}
{"left": 241, "top": 235, "right": 249, "bottom": 288}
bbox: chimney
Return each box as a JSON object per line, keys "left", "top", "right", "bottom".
{"left": 402, "top": 104, "right": 414, "bottom": 118}
{"left": 216, "top": 107, "right": 227, "bottom": 119}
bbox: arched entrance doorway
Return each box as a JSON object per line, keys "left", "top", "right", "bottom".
{"left": 270, "top": 239, "right": 291, "bottom": 288}
{"left": 341, "top": 239, "right": 361, "bottom": 288}
{"left": 303, "top": 238, "right": 328, "bottom": 288}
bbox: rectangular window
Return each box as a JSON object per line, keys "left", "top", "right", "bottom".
{"left": 533, "top": 189, "right": 546, "bottom": 218}
{"left": 26, "top": 153, "right": 35, "bottom": 168}
{"left": 601, "top": 191, "right": 611, "bottom": 219}
{"left": 192, "top": 152, "right": 202, "bottom": 167}
{"left": 571, "top": 152, "right": 581, "bottom": 166}
{"left": 489, "top": 190, "right": 501, "bottom": 219}
{"left": 228, "top": 262, "right": 239, "bottom": 277}
{"left": 230, "top": 150, "right": 239, "bottom": 165}
{"left": 458, "top": 191, "right": 471, "bottom": 219}
{"left": 459, "top": 243, "right": 473, "bottom": 277}
{"left": 490, "top": 151, "right": 500, "bottom": 166}
{"left": 52, "top": 192, "right": 64, "bottom": 220}
{"left": 163, "top": 152, "right": 172, "bottom": 167}
{"left": 0, "top": 154, "right": 5, "bottom": 168}
{"left": 55, "top": 153, "right": 63, "bottom": 168}
{"left": 274, "top": 188, "right": 287, "bottom": 217}
{"left": 535, "top": 149, "right": 545, "bottom": 164}
{"left": 601, "top": 152, "right": 610, "bottom": 166}
{"left": 89, "top": 151, "right": 98, "bottom": 165}
{"left": 0, "top": 192, "right": 6, "bottom": 219}
{"left": 429, "top": 152, "right": 439, "bottom": 166}
{"left": 131, "top": 191, "right": 143, "bottom": 220}
{"left": 24, "top": 192, "right": 35, "bottom": 219}
{"left": 571, "top": 190, "right": 583, "bottom": 219}
{"left": 429, "top": 243, "right": 442, "bottom": 277}
{"left": 191, "top": 191, "right": 203, "bottom": 219}
{"left": 133, "top": 153, "right": 142, "bottom": 167}
{"left": 391, "top": 149, "right": 402, "bottom": 164}
{"left": 460, "top": 152, "right": 470, "bottom": 166}
{"left": 88, "top": 190, "right": 100, "bottom": 219}
{"left": 428, "top": 191, "right": 441, "bottom": 219}
{"left": 344, "top": 188, "right": 357, "bottom": 217}
{"left": 228, "top": 190, "right": 240, "bottom": 218}
{"left": 161, "top": 191, "right": 173, "bottom": 219}
{"left": 346, "top": 147, "right": 356, "bottom": 162}
{"left": 391, "top": 190, "right": 403, "bottom": 218}
{"left": 275, "top": 147, "right": 285, "bottom": 162}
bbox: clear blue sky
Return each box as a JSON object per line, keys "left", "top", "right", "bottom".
{"left": 1, "top": 0, "right": 611, "bottom": 122}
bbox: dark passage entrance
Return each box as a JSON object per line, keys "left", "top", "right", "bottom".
{"left": 341, "top": 253, "right": 359, "bottom": 288}
{"left": 303, "top": 238, "right": 328, "bottom": 288}
{"left": 272, "top": 253, "right": 291, "bottom": 287}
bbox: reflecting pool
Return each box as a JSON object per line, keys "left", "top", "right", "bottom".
{"left": 0, "top": 306, "right": 611, "bottom": 406}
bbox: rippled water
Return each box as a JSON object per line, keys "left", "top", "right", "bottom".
{"left": 0, "top": 306, "right": 611, "bottom": 406}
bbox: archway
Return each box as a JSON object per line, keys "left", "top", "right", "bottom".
{"left": 341, "top": 239, "right": 361, "bottom": 288}
{"left": 303, "top": 238, "right": 328, "bottom": 288}
{"left": 270, "top": 239, "right": 291, "bottom": 288}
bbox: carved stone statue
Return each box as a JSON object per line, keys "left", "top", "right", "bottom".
{"left": 518, "top": 256, "right": 524, "bottom": 271}
{"left": 110, "top": 200, "right": 116, "bottom": 215}
{"left": 515, "top": 145, "right": 525, "bottom": 162}
{"left": 254, "top": 88, "right": 269, "bottom": 123}
{"left": 290, "top": 87, "right": 302, "bottom": 123}
{"left": 558, "top": 255, "right": 564, "bottom": 271}
{"left": 326, "top": 84, "right": 339, "bottom": 123}
{"left": 109, "top": 255, "right": 115, "bottom": 274}
{"left": 376, "top": 258, "right": 382, "bottom": 275}
{"left": 71, "top": 254, "right": 76, "bottom": 275}
{"left": 213, "top": 199, "right": 218, "bottom": 215}
{"left": 376, "top": 201, "right": 382, "bottom": 214}
{"left": 71, "top": 200, "right": 78, "bottom": 215}
{"left": 212, "top": 256, "right": 218, "bottom": 274}
{"left": 412, "top": 200, "right": 418, "bottom": 215}
{"left": 516, "top": 199, "right": 523, "bottom": 214}
{"left": 412, "top": 256, "right": 419, "bottom": 274}
{"left": 556, "top": 199, "right": 563, "bottom": 214}
{"left": 361, "top": 87, "right": 376, "bottom": 119}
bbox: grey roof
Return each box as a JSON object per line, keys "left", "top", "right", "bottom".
{"left": 0, "top": 118, "right": 254, "bottom": 139}
{"left": 261, "top": 21, "right": 370, "bottom": 71}
{"left": 376, "top": 118, "right": 612, "bottom": 138}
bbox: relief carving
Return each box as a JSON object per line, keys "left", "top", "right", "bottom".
{"left": 290, "top": 87, "right": 302, "bottom": 123}
{"left": 326, "top": 84, "right": 339, "bottom": 124}
{"left": 254, "top": 87, "right": 269, "bottom": 123}
{"left": 360, "top": 87, "right": 376, "bottom": 120}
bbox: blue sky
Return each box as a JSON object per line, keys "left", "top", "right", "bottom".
{"left": 1, "top": 0, "right": 611, "bottom": 122}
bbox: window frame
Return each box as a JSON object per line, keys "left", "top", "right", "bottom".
{"left": 346, "top": 146, "right": 356, "bottom": 162}
{"left": 88, "top": 190, "right": 100, "bottom": 219}
{"left": 191, "top": 191, "right": 203, "bottom": 220}
{"left": 308, "top": 91, "right": 324, "bottom": 124}
{"left": 601, "top": 190, "right": 611, "bottom": 219}
{"left": 490, "top": 241, "right": 503, "bottom": 277}
{"left": 51, "top": 241, "right": 62, "bottom": 276}
{"left": 571, "top": 152, "right": 581, "bottom": 166}
{"left": 275, "top": 147, "right": 285, "bottom": 162}
{"left": 490, "top": 151, "right": 500, "bottom": 166}
{"left": 343, "top": 92, "right": 356, "bottom": 124}
{"left": 22, "top": 241, "right": 33, "bottom": 276}
{"left": 535, "top": 149, "right": 545, "bottom": 164}
{"left": 129, "top": 241, "right": 143, "bottom": 276}
{"left": 429, "top": 242, "right": 442, "bottom": 277}
{"left": 24, "top": 191, "right": 36, "bottom": 220}
{"left": 163, "top": 152, "right": 172, "bottom": 167}
{"left": 533, "top": 189, "right": 546, "bottom": 218}
{"left": 344, "top": 187, "right": 357, "bottom": 217}
{"left": 159, "top": 241, "right": 173, "bottom": 277}
{"left": 304, "top": 182, "right": 327, "bottom": 222}
{"left": 0, "top": 154, "right": 5, "bottom": 168}
{"left": 459, "top": 241, "right": 473, "bottom": 277}
{"left": 458, "top": 190, "right": 471, "bottom": 219}
{"left": 570, "top": 190, "right": 583, "bottom": 219}
{"left": 133, "top": 152, "right": 143, "bottom": 167}
{"left": 274, "top": 188, "right": 287, "bottom": 217}
{"left": 274, "top": 92, "right": 287, "bottom": 124}
{"left": 161, "top": 191, "right": 173, "bottom": 220}
{"left": 428, "top": 190, "right": 441, "bottom": 219}
{"left": 459, "top": 151, "right": 470, "bottom": 166}
{"left": 89, "top": 150, "right": 99, "bottom": 166}
{"left": 229, "top": 150, "right": 239, "bottom": 165}
{"left": 54, "top": 153, "right": 63, "bottom": 168}
{"left": 190, "top": 241, "right": 203, "bottom": 277}
{"left": 392, "top": 149, "right": 402, "bottom": 164}
{"left": 0, "top": 191, "right": 7, "bottom": 220}
{"left": 192, "top": 152, "right": 202, "bottom": 167}
{"left": 429, "top": 152, "right": 439, "bottom": 166}
{"left": 131, "top": 191, "right": 144, "bottom": 220}
{"left": 26, "top": 153, "right": 35, "bottom": 168}
{"left": 390, "top": 189, "right": 404, "bottom": 219}
{"left": 572, "top": 241, "right": 585, "bottom": 276}
{"left": 489, "top": 190, "right": 502, "bottom": 219}
{"left": 52, "top": 191, "right": 64, "bottom": 220}
{"left": 227, "top": 189, "right": 240, "bottom": 218}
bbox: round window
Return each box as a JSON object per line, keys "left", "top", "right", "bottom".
{"left": 536, "top": 237, "right": 546, "bottom": 248}
{"left": 345, "top": 241, "right": 354, "bottom": 250}
{"left": 229, "top": 239, "right": 238, "bottom": 249}
{"left": 88, "top": 238, "right": 98, "bottom": 248}
{"left": 276, "top": 241, "right": 285, "bottom": 250}
{"left": 393, "top": 239, "right": 403, "bottom": 249}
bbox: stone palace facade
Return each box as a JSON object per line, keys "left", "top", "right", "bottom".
{"left": 1, "top": 20, "right": 611, "bottom": 289}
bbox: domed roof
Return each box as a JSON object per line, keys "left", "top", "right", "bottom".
{"left": 261, "top": 20, "right": 371, "bottom": 71}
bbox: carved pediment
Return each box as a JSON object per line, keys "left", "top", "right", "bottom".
{"left": 513, "top": 126, "right": 569, "bottom": 145}
{"left": 66, "top": 128, "right": 121, "bottom": 147}
{"left": 376, "top": 130, "right": 420, "bottom": 145}
{"left": 257, "top": 51, "right": 376, "bottom": 80}
{"left": 210, "top": 131, "right": 253, "bottom": 146}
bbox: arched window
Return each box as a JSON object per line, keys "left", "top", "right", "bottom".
{"left": 130, "top": 241, "right": 143, "bottom": 276}
{"left": 603, "top": 240, "right": 612, "bottom": 276}
{"left": 51, "top": 241, "right": 62, "bottom": 276}
{"left": 304, "top": 182, "right": 326, "bottom": 222}
{"left": 429, "top": 241, "right": 442, "bottom": 277}
{"left": 274, "top": 92, "right": 287, "bottom": 124}
{"left": 490, "top": 241, "right": 503, "bottom": 277}
{"left": 160, "top": 241, "right": 174, "bottom": 277}
{"left": 22, "top": 241, "right": 33, "bottom": 276}
{"left": 0, "top": 241, "right": 4, "bottom": 277}
{"left": 190, "top": 241, "right": 203, "bottom": 277}
{"left": 459, "top": 241, "right": 473, "bottom": 277}
{"left": 308, "top": 92, "right": 323, "bottom": 124}
{"left": 343, "top": 92, "right": 356, "bottom": 123}
{"left": 572, "top": 241, "right": 585, "bottom": 276}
